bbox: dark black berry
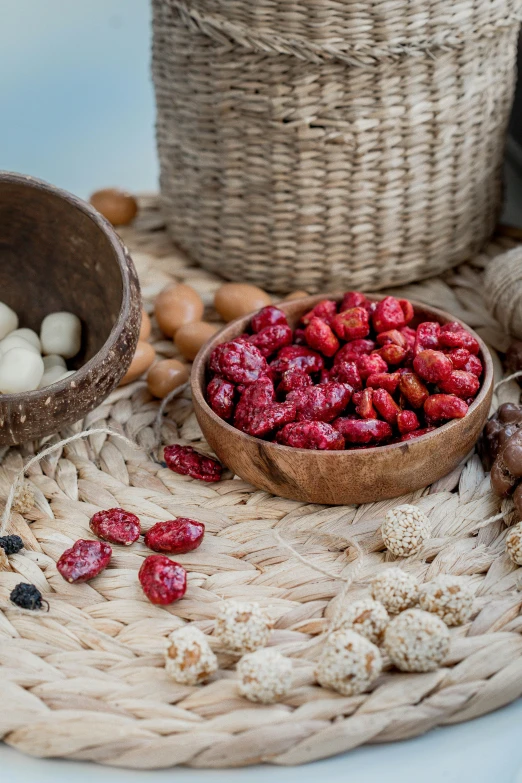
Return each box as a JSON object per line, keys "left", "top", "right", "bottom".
{"left": 0, "top": 535, "right": 24, "bottom": 555}
{"left": 10, "top": 583, "right": 47, "bottom": 611}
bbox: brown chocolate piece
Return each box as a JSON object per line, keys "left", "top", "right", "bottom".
{"left": 478, "top": 403, "right": 522, "bottom": 470}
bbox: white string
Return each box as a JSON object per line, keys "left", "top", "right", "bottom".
{"left": 494, "top": 371, "right": 522, "bottom": 392}
{"left": 0, "top": 427, "right": 139, "bottom": 536}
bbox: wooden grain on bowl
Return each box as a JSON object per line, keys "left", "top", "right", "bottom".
{"left": 192, "top": 294, "right": 494, "bottom": 505}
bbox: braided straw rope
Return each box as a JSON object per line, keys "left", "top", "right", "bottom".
{"left": 152, "top": 0, "right": 521, "bottom": 294}
{"left": 2, "top": 197, "right": 522, "bottom": 768}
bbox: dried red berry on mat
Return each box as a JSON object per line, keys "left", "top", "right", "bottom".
{"left": 439, "top": 322, "right": 480, "bottom": 354}
{"left": 413, "top": 350, "right": 453, "bottom": 384}
{"left": 270, "top": 345, "right": 324, "bottom": 375}
{"left": 439, "top": 370, "right": 480, "bottom": 399}
{"left": 251, "top": 306, "right": 288, "bottom": 333}
{"left": 144, "top": 518, "right": 205, "bottom": 554}
{"left": 139, "top": 555, "right": 187, "bottom": 604}
{"left": 276, "top": 421, "right": 345, "bottom": 450}
{"left": 289, "top": 382, "right": 352, "bottom": 422}
{"left": 301, "top": 299, "right": 338, "bottom": 326}
{"left": 334, "top": 418, "right": 392, "bottom": 444}
{"left": 57, "top": 540, "right": 112, "bottom": 583}
{"left": 331, "top": 307, "right": 370, "bottom": 341}
{"left": 248, "top": 324, "right": 293, "bottom": 357}
{"left": 305, "top": 317, "right": 340, "bottom": 357}
{"left": 90, "top": 508, "right": 141, "bottom": 546}
{"left": 207, "top": 377, "right": 236, "bottom": 420}
{"left": 209, "top": 340, "right": 268, "bottom": 384}
{"left": 372, "top": 297, "right": 406, "bottom": 333}
{"left": 424, "top": 394, "right": 468, "bottom": 422}
{"left": 164, "top": 444, "right": 222, "bottom": 482}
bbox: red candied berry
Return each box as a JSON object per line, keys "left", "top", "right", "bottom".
{"left": 248, "top": 324, "right": 293, "bottom": 357}
{"left": 355, "top": 388, "right": 377, "bottom": 419}
{"left": 276, "top": 421, "right": 345, "bottom": 450}
{"left": 209, "top": 337, "right": 248, "bottom": 374}
{"left": 293, "top": 327, "right": 307, "bottom": 346}
{"left": 439, "top": 322, "right": 480, "bottom": 355}
{"left": 238, "top": 375, "right": 275, "bottom": 407}
{"left": 331, "top": 307, "right": 370, "bottom": 341}
{"left": 400, "top": 426, "right": 436, "bottom": 441}
{"left": 399, "top": 372, "right": 430, "bottom": 409}
{"left": 366, "top": 372, "right": 400, "bottom": 394}
{"left": 413, "top": 349, "right": 453, "bottom": 384}
{"left": 397, "top": 409, "right": 420, "bottom": 434}
{"left": 424, "top": 394, "right": 468, "bottom": 422}
{"left": 207, "top": 377, "right": 236, "bottom": 420}
{"left": 400, "top": 326, "right": 417, "bottom": 350}
{"left": 235, "top": 400, "right": 296, "bottom": 437}
{"left": 356, "top": 353, "right": 388, "bottom": 380}
{"left": 334, "top": 418, "right": 392, "bottom": 444}
{"left": 372, "top": 296, "right": 406, "bottom": 333}
{"left": 414, "top": 322, "right": 440, "bottom": 355}
{"left": 398, "top": 299, "right": 415, "bottom": 324}
{"left": 144, "top": 518, "right": 205, "bottom": 554}
{"left": 301, "top": 299, "right": 338, "bottom": 326}
{"left": 376, "top": 329, "right": 408, "bottom": 348}
{"left": 335, "top": 339, "right": 376, "bottom": 364}
{"left": 278, "top": 368, "right": 313, "bottom": 394}
{"left": 57, "top": 540, "right": 112, "bottom": 583}
{"left": 90, "top": 508, "right": 141, "bottom": 546}
{"left": 439, "top": 370, "right": 480, "bottom": 399}
{"left": 288, "top": 382, "right": 352, "bottom": 422}
{"left": 210, "top": 340, "right": 268, "bottom": 384}
{"left": 139, "top": 555, "right": 187, "bottom": 605}
{"left": 270, "top": 345, "right": 324, "bottom": 375}
{"left": 251, "top": 306, "right": 288, "bottom": 333}
{"left": 319, "top": 368, "right": 331, "bottom": 384}
{"left": 329, "top": 361, "right": 363, "bottom": 390}
{"left": 164, "top": 444, "right": 222, "bottom": 482}
{"left": 447, "top": 348, "right": 470, "bottom": 370}
{"left": 340, "top": 291, "right": 369, "bottom": 311}
{"left": 375, "top": 344, "right": 408, "bottom": 366}
{"left": 305, "top": 317, "right": 340, "bottom": 357}
{"left": 464, "top": 354, "right": 483, "bottom": 378}
{"left": 372, "top": 388, "right": 400, "bottom": 425}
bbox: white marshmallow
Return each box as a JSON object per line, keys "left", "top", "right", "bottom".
{"left": 38, "top": 365, "right": 71, "bottom": 389}
{"left": 0, "top": 334, "right": 40, "bottom": 358}
{"left": 40, "top": 312, "right": 81, "bottom": 359}
{"left": 0, "top": 302, "right": 19, "bottom": 341}
{"left": 43, "top": 354, "right": 66, "bottom": 371}
{"left": 0, "top": 348, "right": 44, "bottom": 393}
{"left": 9, "top": 328, "right": 41, "bottom": 351}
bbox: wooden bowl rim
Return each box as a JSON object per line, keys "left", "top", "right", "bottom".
{"left": 0, "top": 171, "right": 134, "bottom": 400}
{"left": 191, "top": 292, "right": 494, "bottom": 457}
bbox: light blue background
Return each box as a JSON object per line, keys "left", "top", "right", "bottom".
{"left": 1, "top": 1, "right": 522, "bottom": 780}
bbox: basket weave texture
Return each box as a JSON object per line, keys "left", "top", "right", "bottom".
{"left": 152, "top": 0, "right": 521, "bottom": 293}
{"left": 2, "top": 198, "right": 522, "bottom": 768}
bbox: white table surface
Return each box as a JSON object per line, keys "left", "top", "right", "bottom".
{"left": 1, "top": 1, "right": 522, "bottom": 780}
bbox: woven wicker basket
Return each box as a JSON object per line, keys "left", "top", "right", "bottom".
{"left": 152, "top": 0, "right": 521, "bottom": 293}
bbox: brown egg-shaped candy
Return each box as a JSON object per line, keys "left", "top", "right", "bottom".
{"left": 175, "top": 321, "right": 220, "bottom": 361}
{"left": 90, "top": 188, "right": 138, "bottom": 226}
{"left": 120, "top": 341, "right": 155, "bottom": 385}
{"left": 139, "top": 309, "right": 151, "bottom": 341}
{"left": 501, "top": 430, "right": 522, "bottom": 479}
{"left": 154, "top": 284, "right": 204, "bottom": 337}
{"left": 214, "top": 283, "right": 271, "bottom": 322}
{"left": 284, "top": 290, "right": 309, "bottom": 301}
{"left": 490, "top": 457, "right": 516, "bottom": 496}
{"left": 147, "top": 359, "right": 189, "bottom": 398}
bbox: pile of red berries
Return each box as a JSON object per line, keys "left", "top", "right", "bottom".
{"left": 205, "top": 293, "right": 483, "bottom": 450}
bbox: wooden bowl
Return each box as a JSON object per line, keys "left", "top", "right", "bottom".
{"left": 0, "top": 172, "right": 141, "bottom": 445}
{"left": 192, "top": 294, "right": 494, "bottom": 505}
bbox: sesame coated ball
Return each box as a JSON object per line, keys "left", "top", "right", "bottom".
{"left": 418, "top": 575, "right": 474, "bottom": 626}
{"left": 237, "top": 648, "right": 293, "bottom": 704}
{"left": 381, "top": 504, "right": 431, "bottom": 557}
{"left": 370, "top": 567, "right": 419, "bottom": 614}
{"left": 384, "top": 609, "right": 450, "bottom": 672}
{"left": 315, "top": 629, "right": 382, "bottom": 696}
{"left": 337, "top": 599, "right": 389, "bottom": 644}
{"left": 165, "top": 625, "right": 218, "bottom": 685}
{"left": 214, "top": 600, "right": 273, "bottom": 653}
{"left": 12, "top": 481, "right": 35, "bottom": 515}
{"left": 506, "top": 522, "right": 522, "bottom": 565}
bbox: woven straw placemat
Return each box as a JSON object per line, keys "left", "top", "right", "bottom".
{"left": 1, "top": 196, "right": 522, "bottom": 769}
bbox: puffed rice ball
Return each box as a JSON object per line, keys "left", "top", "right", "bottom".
{"left": 237, "top": 648, "right": 293, "bottom": 704}
{"left": 12, "top": 481, "right": 34, "bottom": 515}
{"left": 315, "top": 629, "right": 382, "bottom": 696}
{"left": 419, "top": 575, "right": 474, "bottom": 626}
{"left": 337, "top": 599, "right": 389, "bottom": 644}
{"left": 165, "top": 625, "right": 218, "bottom": 685}
{"left": 506, "top": 522, "right": 522, "bottom": 565}
{"left": 381, "top": 504, "right": 431, "bottom": 557}
{"left": 384, "top": 609, "right": 450, "bottom": 672}
{"left": 214, "top": 600, "right": 273, "bottom": 653}
{"left": 371, "top": 567, "right": 419, "bottom": 614}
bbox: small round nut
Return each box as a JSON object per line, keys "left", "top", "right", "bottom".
{"left": 384, "top": 608, "right": 450, "bottom": 672}
{"left": 506, "top": 521, "right": 522, "bottom": 565}
{"left": 316, "top": 629, "right": 382, "bottom": 696}
{"left": 370, "top": 567, "right": 419, "bottom": 613}
{"left": 214, "top": 600, "right": 273, "bottom": 653}
{"left": 337, "top": 599, "right": 389, "bottom": 644}
{"left": 418, "top": 575, "right": 474, "bottom": 626}
{"left": 237, "top": 649, "right": 293, "bottom": 704}
{"left": 381, "top": 504, "right": 431, "bottom": 557}
{"left": 12, "top": 481, "right": 35, "bottom": 515}
{"left": 165, "top": 625, "right": 218, "bottom": 685}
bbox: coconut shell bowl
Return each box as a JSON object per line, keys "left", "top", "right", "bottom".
{"left": 0, "top": 172, "right": 141, "bottom": 445}
{"left": 192, "top": 294, "right": 493, "bottom": 505}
